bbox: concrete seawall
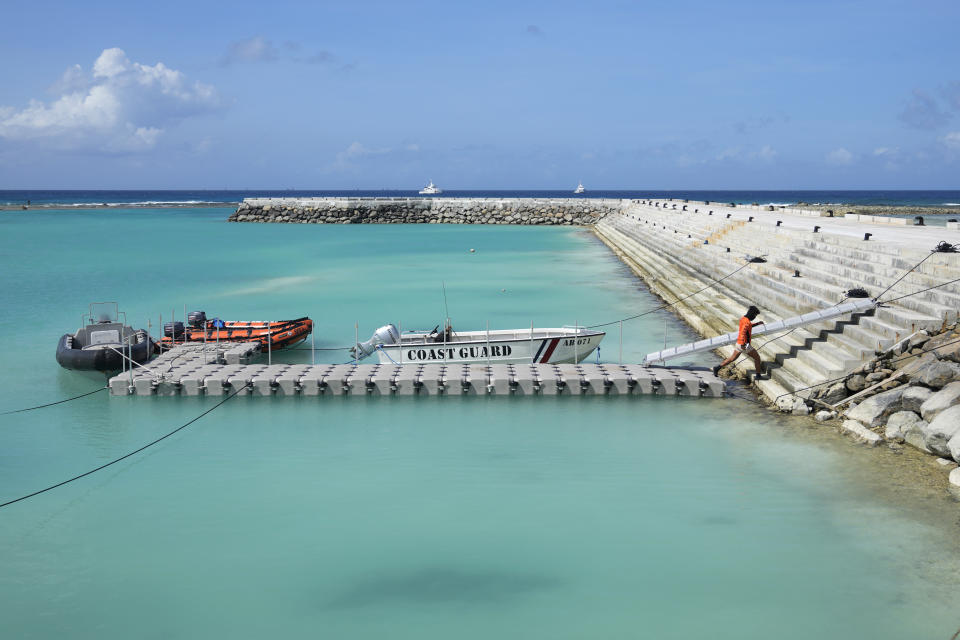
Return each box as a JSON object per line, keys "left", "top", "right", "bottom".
{"left": 595, "top": 200, "right": 960, "bottom": 397}
{"left": 594, "top": 200, "right": 960, "bottom": 468}
{"left": 229, "top": 197, "right": 623, "bottom": 225}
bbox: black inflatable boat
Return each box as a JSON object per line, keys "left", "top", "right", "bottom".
{"left": 56, "top": 303, "right": 154, "bottom": 372}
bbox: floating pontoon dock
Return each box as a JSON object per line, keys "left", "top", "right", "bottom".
{"left": 108, "top": 343, "right": 726, "bottom": 398}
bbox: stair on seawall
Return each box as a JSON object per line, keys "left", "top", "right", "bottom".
{"left": 108, "top": 359, "right": 726, "bottom": 398}
{"left": 594, "top": 214, "right": 945, "bottom": 397}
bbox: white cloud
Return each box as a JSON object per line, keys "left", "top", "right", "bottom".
{"left": 943, "top": 132, "right": 960, "bottom": 150}
{"left": 0, "top": 48, "right": 221, "bottom": 152}
{"left": 826, "top": 147, "right": 853, "bottom": 165}
{"left": 873, "top": 147, "right": 896, "bottom": 156}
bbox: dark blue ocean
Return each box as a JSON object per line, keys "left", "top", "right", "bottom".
{"left": 2, "top": 189, "right": 960, "bottom": 207}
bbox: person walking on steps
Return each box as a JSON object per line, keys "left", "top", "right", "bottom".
{"left": 713, "top": 305, "right": 767, "bottom": 379}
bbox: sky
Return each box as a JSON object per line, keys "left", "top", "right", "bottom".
{"left": 0, "top": 0, "right": 958, "bottom": 190}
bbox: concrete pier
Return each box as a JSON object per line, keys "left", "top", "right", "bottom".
{"left": 108, "top": 344, "right": 726, "bottom": 398}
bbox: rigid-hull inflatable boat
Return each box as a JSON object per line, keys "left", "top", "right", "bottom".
{"left": 157, "top": 311, "right": 313, "bottom": 351}
{"left": 56, "top": 303, "right": 153, "bottom": 372}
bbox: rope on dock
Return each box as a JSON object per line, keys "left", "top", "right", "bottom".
{"left": 0, "top": 386, "right": 107, "bottom": 416}
{"left": 0, "top": 384, "right": 245, "bottom": 510}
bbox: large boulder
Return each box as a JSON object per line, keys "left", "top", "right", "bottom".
{"left": 839, "top": 419, "right": 883, "bottom": 446}
{"left": 894, "top": 352, "right": 937, "bottom": 374}
{"left": 821, "top": 381, "right": 847, "bottom": 405}
{"left": 919, "top": 381, "right": 960, "bottom": 422}
{"left": 885, "top": 410, "right": 924, "bottom": 443}
{"left": 845, "top": 387, "right": 905, "bottom": 428}
{"left": 845, "top": 374, "right": 867, "bottom": 392}
{"left": 933, "top": 339, "right": 960, "bottom": 363}
{"left": 909, "top": 360, "right": 960, "bottom": 388}
{"left": 949, "top": 432, "right": 960, "bottom": 464}
{"left": 926, "top": 406, "right": 960, "bottom": 458}
{"left": 901, "top": 386, "right": 934, "bottom": 413}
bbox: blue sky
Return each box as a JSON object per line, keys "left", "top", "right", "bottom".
{"left": 0, "top": 0, "right": 958, "bottom": 189}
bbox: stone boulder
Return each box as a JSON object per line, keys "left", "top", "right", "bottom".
{"left": 909, "top": 360, "right": 960, "bottom": 388}
{"left": 926, "top": 405, "right": 960, "bottom": 459}
{"left": 839, "top": 420, "right": 883, "bottom": 446}
{"left": 894, "top": 352, "right": 937, "bottom": 374}
{"left": 845, "top": 374, "right": 866, "bottom": 392}
{"left": 932, "top": 338, "right": 960, "bottom": 363}
{"left": 950, "top": 466, "right": 960, "bottom": 489}
{"left": 821, "top": 381, "right": 847, "bottom": 405}
{"left": 814, "top": 410, "right": 836, "bottom": 423}
{"left": 884, "top": 411, "right": 925, "bottom": 443}
{"left": 845, "top": 387, "right": 905, "bottom": 428}
{"left": 919, "top": 381, "right": 960, "bottom": 422}
{"left": 901, "top": 386, "right": 934, "bottom": 413}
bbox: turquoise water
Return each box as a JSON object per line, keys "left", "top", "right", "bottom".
{"left": 1, "top": 208, "right": 958, "bottom": 638}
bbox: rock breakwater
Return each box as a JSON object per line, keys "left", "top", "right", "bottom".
{"left": 229, "top": 197, "right": 624, "bottom": 225}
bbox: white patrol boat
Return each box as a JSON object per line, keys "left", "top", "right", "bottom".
{"left": 419, "top": 180, "right": 442, "bottom": 195}
{"left": 573, "top": 181, "right": 585, "bottom": 194}
{"left": 353, "top": 324, "right": 605, "bottom": 365}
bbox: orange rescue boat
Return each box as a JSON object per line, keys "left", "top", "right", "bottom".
{"left": 158, "top": 311, "right": 313, "bottom": 351}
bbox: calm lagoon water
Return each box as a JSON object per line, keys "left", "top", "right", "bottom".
{"left": 1, "top": 207, "right": 958, "bottom": 638}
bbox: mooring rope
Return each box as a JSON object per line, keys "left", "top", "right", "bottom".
{"left": 0, "top": 385, "right": 244, "bottom": 509}
{"left": 877, "top": 275, "right": 960, "bottom": 306}
{"left": 376, "top": 344, "right": 400, "bottom": 364}
{"left": 1, "top": 386, "right": 107, "bottom": 416}
{"left": 290, "top": 346, "right": 353, "bottom": 351}
{"left": 587, "top": 258, "right": 763, "bottom": 329}
{"left": 875, "top": 240, "right": 958, "bottom": 302}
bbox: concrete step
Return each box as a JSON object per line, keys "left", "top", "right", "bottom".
{"left": 600, "top": 222, "right": 873, "bottom": 378}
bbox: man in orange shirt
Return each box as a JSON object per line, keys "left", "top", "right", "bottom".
{"left": 713, "top": 305, "right": 766, "bottom": 378}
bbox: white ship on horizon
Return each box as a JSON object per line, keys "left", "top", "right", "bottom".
{"left": 573, "top": 181, "right": 585, "bottom": 194}
{"left": 419, "top": 180, "right": 442, "bottom": 195}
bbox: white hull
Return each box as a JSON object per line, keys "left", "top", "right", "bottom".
{"left": 374, "top": 327, "right": 605, "bottom": 365}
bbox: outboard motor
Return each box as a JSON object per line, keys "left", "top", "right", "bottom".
{"left": 164, "top": 321, "right": 185, "bottom": 338}
{"left": 351, "top": 324, "right": 400, "bottom": 359}
{"left": 187, "top": 310, "right": 207, "bottom": 327}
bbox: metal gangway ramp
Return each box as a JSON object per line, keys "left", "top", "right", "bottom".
{"left": 642, "top": 298, "right": 877, "bottom": 364}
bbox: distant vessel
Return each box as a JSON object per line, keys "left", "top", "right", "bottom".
{"left": 419, "top": 181, "right": 442, "bottom": 195}
{"left": 573, "top": 182, "right": 585, "bottom": 194}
